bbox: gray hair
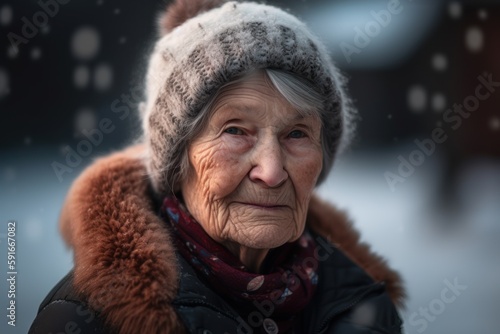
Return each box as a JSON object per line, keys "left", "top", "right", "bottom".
{"left": 164, "top": 69, "right": 332, "bottom": 193}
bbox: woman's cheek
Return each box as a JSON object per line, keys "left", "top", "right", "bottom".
{"left": 305, "top": 153, "right": 323, "bottom": 184}
{"left": 207, "top": 148, "right": 248, "bottom": 198}
{"left": 289, "top": 145, "right": 323, "bottom": 182}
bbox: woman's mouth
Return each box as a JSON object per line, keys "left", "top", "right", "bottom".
{"left": 236, "top": 202, "right": 288, "bottom": 209}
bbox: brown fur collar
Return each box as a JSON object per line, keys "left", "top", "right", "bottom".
{"left": 59, "top": 145, "right": 405, "bottom": 334}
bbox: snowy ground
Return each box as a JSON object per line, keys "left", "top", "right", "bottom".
{"left": 317, "top": 146, "right": 500, "bottom": 334}
{"left": 1, "top": 143, "right": 499, "bottom": 334}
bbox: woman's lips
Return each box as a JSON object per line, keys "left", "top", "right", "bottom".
{"left": 236, "top": 202, "right": 288, "bottom": 209}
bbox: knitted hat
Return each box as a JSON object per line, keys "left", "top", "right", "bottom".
{"left": 141, "top": 0, "right": 356, "bottom": 196}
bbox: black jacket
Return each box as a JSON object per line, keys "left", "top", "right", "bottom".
{"left": 28, "top": 146, "right": 405, "bottom": 334}
{"left": 30, "top": 234, "right": 402, "bottom": 334}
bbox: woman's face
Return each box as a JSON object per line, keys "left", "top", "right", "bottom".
{"left": 181, "top": 71, "right": 323, "bottom": 250}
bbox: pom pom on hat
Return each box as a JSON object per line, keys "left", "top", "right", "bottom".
{"left": 158, "top": 0, "right": 227, "bottom": 35}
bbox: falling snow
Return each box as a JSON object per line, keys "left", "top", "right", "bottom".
{"left": 60, "top": 145, "right": 70, "bottom": 156}
{"left": 432, "top": 53, "right": 448, "bottom": 72}
{"left": 94, "top": 64, "right": 113, "bottom": 91}
{"left": 41, "top": 25, "right": 51, "bottom": 35}
{"left": 3, "top": 167, "right": 16, "bottom": 182}
{"left": 24, "top": 137, "right": 32, "bottom": 145}
{"left": 31, "top": 47, "right": 42, "bottom": 60}
{"left": 71, "top": 27, "right": 100, "bottom": 60}
{"left": 448, "top": 2, "right": 462, "bottom": 19}
{"left": 74, "top": 108, "right": 97, "bottom": 134}
{"left": 0, "top": 68, "right": 9, "bottom": 98}
{"left": 490, "top": 118, "right": 500, "bottom": 131}
{"left": 465, "top": 27, "right": 484, "bottom": 53}
{"left": 0, "top": 5, "right": 13, "bottom": 26}
{"left": 351, "top": 303, "right": 376, "bottom": 327}
{"left": 432, "top": 93, "right": 447, "bottom": 112}
{"left": 7, "top": 46, "right": 17, "bottom": 58}
{"left": 25, "top": 218, "right": 43, "bottom": 241}
{"left": 408, "top": 85, "right": 427, "bottom": 113}
{"left": 114, "top": 8, "right": 120, "bottom": 15}
{"left": 74, "top": 66, "right": 90, "bottom": 88}
{"left": 478, "top": 9, "right": 488, "bottom": 21}
{"left": 119, "top": 36, "right": 127, "bottom": 44}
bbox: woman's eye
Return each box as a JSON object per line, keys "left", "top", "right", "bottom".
{"left": 224, "top": 127, "right": 243, "bottom": 135}
{"left": 288, "top": 130, "right": 306, "bottom": 139}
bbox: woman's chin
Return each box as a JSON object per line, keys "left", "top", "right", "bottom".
{"left": 234, "top": 224, "right": 298, "bottom": 250}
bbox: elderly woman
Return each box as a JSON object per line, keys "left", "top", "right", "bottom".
{"left": 30, "top": 1, "right": 404, "bottom": 333}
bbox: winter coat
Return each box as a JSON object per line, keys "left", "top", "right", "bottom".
{"left": 29, "top": 145, "right": 405, "bottom": 334}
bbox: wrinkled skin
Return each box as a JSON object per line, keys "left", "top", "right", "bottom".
{"left": 181, "top": 70, "right": 323, "bottom": 272}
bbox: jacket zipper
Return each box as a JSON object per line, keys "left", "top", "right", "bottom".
{"left": 176, "top": 282, "right": 386, "bottom": 333}
{"left": 315, "top": 282, "right": 386, "bottom": 334}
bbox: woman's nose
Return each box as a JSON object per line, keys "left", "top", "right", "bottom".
{"left": 249, "top": 140, "right": 288, "bottom": 188}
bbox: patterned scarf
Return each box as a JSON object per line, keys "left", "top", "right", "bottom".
{"left": 160, "top": 196, "right": 318, "bottom": 334}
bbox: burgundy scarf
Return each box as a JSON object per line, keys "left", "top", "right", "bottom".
{"left": 160, "top": 196, "right": 318, "bottom": 334}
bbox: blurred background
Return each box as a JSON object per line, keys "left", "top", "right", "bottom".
{"left": 1, "top": 0, "right": 499, "bottom": 333}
